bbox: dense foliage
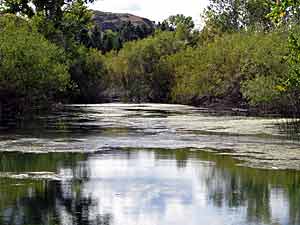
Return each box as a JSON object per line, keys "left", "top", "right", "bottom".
{"left": 69, "top": 47, "right": 108, "bottom": 103}
{"left": 167, "top": 31, "right": 288, "bottom": 108}
{"left": 106, "top": 31, "right": 185, "bottom": 102}
{"left": 104, "top": 0, "right": 300, "bottom": 115}
{"left": 1, "top": 0, "right": 300, "bottom": 116}
{"left": 0, "top": 15, "right": 70, "bottom": 115}
{"left": 203, "top": 0, "right": 273, "bottom": 32}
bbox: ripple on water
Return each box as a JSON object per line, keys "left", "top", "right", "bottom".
{"left": 0, "top": 103, "right": 300, "bottom": 170}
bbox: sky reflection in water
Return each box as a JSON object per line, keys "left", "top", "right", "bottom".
{"left": 0, "top": 104, "right": 300, "bottom": 225}
{"left": 0, "top": 149, "right": 299, "bottom": 225}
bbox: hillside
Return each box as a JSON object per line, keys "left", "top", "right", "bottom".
{"left": 92, "top": 10, "right": 155, "bottom": 31}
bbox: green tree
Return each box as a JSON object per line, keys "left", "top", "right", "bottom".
{"left": 267, "top": 1, "right": 300, "bottom": 115}
{"left": 203, "top": 0, "right": 273, "bottom": 33}
{"left": 1, "top": 0, "right": 94, "bottom": 22}
{"left": 102, "top": 30, "right": 122, "bottom": 53}
{"left": 166, "top": 31, "right": 288, "bottom": 107}
{"left": 267, "top": 0, "right": 300, "bottom": 25}
{"left": 163, "top": 14, "right": 198, "bottom": 45}
{"left": 166, "top": 14, "right": 195, "bottom": 31}
{"left": 1, "top": 0, "right": 95, "bottom": 50}
{"left": 69, "top": 47, "right": 108, "bottom": 103}
{"left": 0, "top": 15, "right": 70, "bottom": 114}
{"left": 107, "top": 31, "right": 185, "bottom": 102}
{"left": 29, "top": 0, "right": 94, "bottom": 49}
{"left": 157, "top": 21, "right": 174, "bottom": 31}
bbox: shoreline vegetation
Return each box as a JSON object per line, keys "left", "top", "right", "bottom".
{"left": 0, "top": 0, "right": 300, "bottom": 118}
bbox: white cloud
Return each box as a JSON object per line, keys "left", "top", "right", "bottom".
{"left": 90, "top": 0, "right": 209, "bottom": 25}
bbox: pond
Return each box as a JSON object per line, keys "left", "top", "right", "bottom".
{"left": 0, "top": 104, "right": 300, "bottom": 225}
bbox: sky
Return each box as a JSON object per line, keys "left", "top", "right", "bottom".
{"left": 90, "top": 0, "right": 209, "bottom": 26}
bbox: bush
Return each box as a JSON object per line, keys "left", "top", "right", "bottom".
{"left": 241, "top": 26, "right": 300, "bottom": 114}
{"left": 241, "top": 76, "right": 283, "bottom": 105}
{"left": 69, "top": 46, "right": 108, "bottom": 103}
{"left": 0, "top": 15, "right": 70, "bottom": 114}
{"left": 107, "top": 31, "right": 185, "bottom": 102}
{"left": 166, "top": 31, "right": 288, "bottom": 106}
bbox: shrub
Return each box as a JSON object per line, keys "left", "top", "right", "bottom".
{"left": 166, "top": 31, "right": 288, "bottom": 106}
{"left": 0, "top": 15, "right": 70, "bottom": 114}
{"left": 107, "top": 31, "right": 185, "bottom": 102}
{"left": 69, "top": 46, "right": 108, "bottom": 103}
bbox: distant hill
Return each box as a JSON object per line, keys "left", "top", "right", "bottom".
{"left": 92, "top": 10, "right": 155, "bottom": 31}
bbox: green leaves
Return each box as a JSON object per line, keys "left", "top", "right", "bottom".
{"left": 166, "top": 14, "right": 195, "bottom": 30}
{"left": 69, "top": 46, "right": 108, "bottom": 103}
{"left": 107, "top": 31, "right": 185, "bottom": 102}
{"left": 203, "top": 0, "right": 273, "bottom": 33}
{"left": 284, "top": 27, "right": 300, "bottom": 89}
{"left": 0, "top": 15, "right": 70, "bottom": 112}
{"left": 267, "top": 0, "right": 300, "bottom": 25}
{"left": 166, "top": 31, "right": 288, "bottom": 106}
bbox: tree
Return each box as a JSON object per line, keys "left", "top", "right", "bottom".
{"left": 166, "top": 31, "right": 288, "bottom": 107}
{"left": 203, "top": 0, "right": 273, "bottom": 33}
{"left": 267, "top": 0, "right": 300, "bottom": 24}
{"left": 1, "top": 0, "right": 95, "bottom": 22}
{"left": 166, "top": 14, "right": 195, "bottom": 31}
{"left": 107, "top": 31, "right": 185, "bottom": 102}
{"left": 119, "top": 21, "right": 138, "bottom": 42}
{"left": 157, "top": 21, "right": 174, "bottom": 31}
{"left": 102, "top": 30, "right": 122, "bottom": 53}
{"left": 0, "top": 15, "right": 70, "bottom": 114}
{"left": 267, "top": 1, "right": 300, "bottom": 115}
{"left": 69, "top": 47, "right": 108, "bottom": 103}
{"left": 162, "top": 14, "right": 198, "bottom": 44}
{"left": 1, "top": 0, "right": 95, "bottom": 50}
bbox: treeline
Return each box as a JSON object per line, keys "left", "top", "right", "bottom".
{"left": 1, "top": 0, "right": 300, "bottom": 116}
{"left": 106, "top": 0, "right": 300, "bottom": 115}
{"left": 89, "top": 21, "right": 155, "bottom": 53}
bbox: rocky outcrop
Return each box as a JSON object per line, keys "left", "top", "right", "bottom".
{"left": 92, "top": 10, "right": 155, "bottom": 31}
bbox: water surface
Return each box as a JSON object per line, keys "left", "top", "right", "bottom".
{"left": 1, "top": 104, "right": 300, "bottom": 225}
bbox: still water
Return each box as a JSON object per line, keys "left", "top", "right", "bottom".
{"left": 0, "top": 104, "right": 300, "bottom": 225}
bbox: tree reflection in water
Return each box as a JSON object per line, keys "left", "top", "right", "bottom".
{"left": 0, "top": 152, "right": 112, "bottom": 225}
{"left": 0, "top": 149, "right": 300, "bottom": 225}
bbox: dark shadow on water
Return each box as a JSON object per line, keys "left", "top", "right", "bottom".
{"left": 276, "top": 119, "right": 300, "bottom": 140}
